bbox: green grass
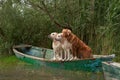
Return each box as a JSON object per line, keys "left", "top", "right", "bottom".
{"left": 0, "top": 0, "right": 120, "bottom": 62}
{"left": 113, "top": 55, "right": 120, "bottom": 62}
{"left": 0, "top": 55, "right": 26, "bottom": 69}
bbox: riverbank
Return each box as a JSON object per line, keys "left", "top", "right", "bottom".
{"left": 0, "top": 55, "right": 27, "bottom": 69}
{"left": 0, "top": 55, "right": 105, "bottom": 80}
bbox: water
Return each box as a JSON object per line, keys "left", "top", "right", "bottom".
{"left": 0, "top": 62, "right": 105, "bottom": 80}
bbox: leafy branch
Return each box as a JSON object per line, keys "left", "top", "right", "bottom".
{"left": 28, "top": 0, "right": 72, "bottom": 30}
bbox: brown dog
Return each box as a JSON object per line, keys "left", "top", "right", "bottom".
{"left": 62, "top": 29, "right": 93, "bottom": 59}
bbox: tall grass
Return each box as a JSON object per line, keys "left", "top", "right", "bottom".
{"left": 0, "top": 0, "right": 120, "bottom": 61}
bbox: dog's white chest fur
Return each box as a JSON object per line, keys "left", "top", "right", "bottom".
{"left": 52, "top": 40, "right": 63, "bottom": 60}
{"left": 52, "top": 40, "right": 61, "bottom": 49}
{"left": 62, "top": 39, "right": 72, "bottom": 49}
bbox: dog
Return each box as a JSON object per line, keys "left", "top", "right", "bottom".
{"left": 62, "top": 29, "right": 93, "bottom": 59}
{"left": 55, "top": 33, "right": 73, "bottom": 60}
{"left": 48, "top": 32, "right": 63, "bottom": 60}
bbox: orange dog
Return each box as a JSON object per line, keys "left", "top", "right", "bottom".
{"left": 62, "top": 29, "right": 93, "bottom": 59}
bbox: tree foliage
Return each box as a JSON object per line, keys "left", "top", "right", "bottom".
{"left": 0, "top": 0, "right": 120, "bottom": 61}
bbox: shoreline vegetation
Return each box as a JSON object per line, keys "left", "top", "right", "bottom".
{"left": 0, "top": 55, "right": 27, "bottom": 69}
{"left": 0, "top": 0, "right": 120, "bottom": 62}
{"left": 0, "top": 55, "right": 105, "bottom": 80}
{"left": 0, "top": 53, "right": 118, "bottom": 68}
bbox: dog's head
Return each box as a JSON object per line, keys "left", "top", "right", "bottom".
{"left": 55, "top": 33, "right": 64, "bottom": 41}
{"left": 48, "top": 32, "right": 58, "bottom": 40}
{"left": 62, "top": 29, "right": 72, "bottom": 38}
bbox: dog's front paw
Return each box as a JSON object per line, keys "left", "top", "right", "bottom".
{"left": 69, "top": 57, "right": 74, "bottom": 60}
{"left": 73, "top": 57, "right": 79, "bottom": 60}
{"left": 65, "top": 58, "right": 70, "bottom": 61}
{"left": 51, "top": 57, "right": 56, "bottom": 60}
{"left": 58, "top": 58, "right": 62, "bottom": 60}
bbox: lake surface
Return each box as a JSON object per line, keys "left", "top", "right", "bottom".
{"left": 0, "top": 61, "right": 105, "bottom": 80}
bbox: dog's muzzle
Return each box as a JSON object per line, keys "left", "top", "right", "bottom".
{"left": 55, "top": 38, "right": 60, "bottom": 41}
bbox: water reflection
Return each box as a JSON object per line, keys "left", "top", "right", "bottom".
{"left": 0, "top": 63, "right": 105, "bottom": 80}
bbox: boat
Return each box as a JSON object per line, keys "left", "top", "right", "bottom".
{"left": 102, "top": 62, "right": 120, "bottom": 80}
{"left": 13, "top": 44, "right": 115, "bottom": 72}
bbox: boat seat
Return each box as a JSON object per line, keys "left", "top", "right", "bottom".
{"left": 41, "top": 49, "right": 47, "bottom": 58}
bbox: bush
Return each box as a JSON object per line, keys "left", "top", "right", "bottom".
{"left": 0, "top": 0, "right": 120, "bottom": 62}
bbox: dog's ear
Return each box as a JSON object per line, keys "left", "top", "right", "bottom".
{"left": 61, "top": 33, "right": 63, "bottom": 37}
{"left": 67, "top": 29, "right": 71, "bottom": 36}
{"left": 67, "top": 29, "right": 71, "bottom": 33}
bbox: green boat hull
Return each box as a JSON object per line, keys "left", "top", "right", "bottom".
{"left": 13, "top": 45, "right": 114, "bottom": 72}
{"left": 102, "top": 62, "right": 120, "bottom": 80}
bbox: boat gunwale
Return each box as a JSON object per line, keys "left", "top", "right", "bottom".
{"left": 13, "top": 45, "right": 115, "bottom": 62}
{"left": 102, "top": 62, "right": 120, "bottom": 68}
{"left": 13, "top": 48, "right": 96, "bottom": 63}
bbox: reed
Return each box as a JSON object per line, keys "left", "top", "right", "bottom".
{"left": 0, "top": 0, "right": 120, "bottom": 61}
